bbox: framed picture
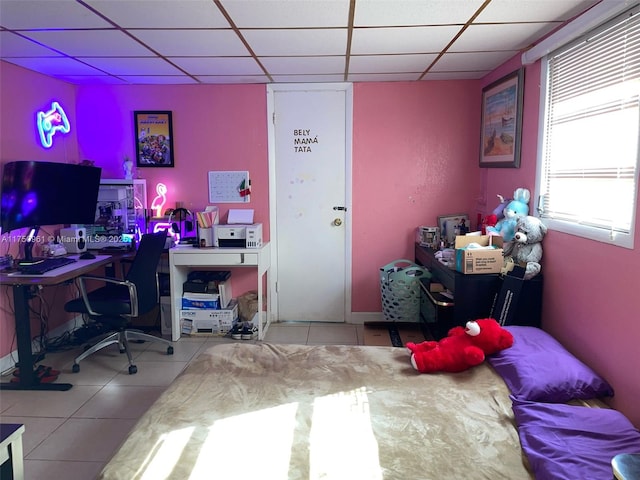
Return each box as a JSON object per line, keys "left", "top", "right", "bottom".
{"left": 134, "top": 111, "right": 175, "bottom": 167}
{"left": 479, "top": 68, "right": 524, "bottom": 168}
{"left": 437, "top": 214, "right": 470, "bottom": 247}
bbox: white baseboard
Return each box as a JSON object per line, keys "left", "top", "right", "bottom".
{"left": 0, "top": 316, "right": 82, "bottom": 375}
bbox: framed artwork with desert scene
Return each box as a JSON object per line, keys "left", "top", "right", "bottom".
{"left": 479, "top": 68, "right": 524, "bottom": 168}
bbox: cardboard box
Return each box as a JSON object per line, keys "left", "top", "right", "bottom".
{"left": 454, "top": 235, "right": 504, "bottom": 274}
{"left": 180, "top": 300, "right": 238, "bottom": 335}
{"left": 182, "top": 292, "right": 220, "bottom": 310}
{"left": 181, "top": 280, "right": 232, "bottom": 309}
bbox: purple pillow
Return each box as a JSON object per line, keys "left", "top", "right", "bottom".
{"left": 512, "top": 399, "right": 640, "bottom": 480}
{"left": 487, "top": 326, "right": 614, "bottom": 402}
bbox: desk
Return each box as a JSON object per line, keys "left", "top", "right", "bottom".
{"left": 169, "top": 244, "right": 271, "bottom": 341}
{"left": 0, "top": 423, "right": 25, "bottom": 480}
{"left": 0, "top": 254, "right": 118, "bottom": 391}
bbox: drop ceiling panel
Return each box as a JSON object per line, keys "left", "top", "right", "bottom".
{"left": 476, "top": 0, "right": 596, "bottom": 23}
{"left": 197, "top": 74, "right": 272, "bottom": 84}
{"left": 242, "top": 29, "right": 348, "bottom": 56}
{"left": 21, "top": 30, "right": 154, "bottom": 57}
{"left": 351, "top": 26, "right": 461, "bottom": 54}
{"left": 349, "top": 54, "right": 437, "bottom": 73}
{"left": 6, "top": 57, "right": 105, "bottom": 76}
{"left": 431, "top": 51, "right": 517, "bottom": 72}
{"left": 260, "top": 56, "right": 345, "bottom": 75}
{"left": 0, "top": 32, "right": 64, "bottom": 57}
{"left": 0, "top": 0, "right": 602, "bottom": 84}
{"left": 451, "top": 23, "right": 559, "bottom": 52}
{"left": 348, "top": 72, "right": 421, "bottom": 81}
{"left": 131, "top": 29, "right": 249, "bottom": 56}
{"left": 171, "top": 57, "right": 264, "bottom": 76}
{"left": 120, "top": 75, "right": 199, "bottom": 85}
{"left": 271, "top": 74, "right": 346, "bottom": 83}
{"left": 85, "top": 0, "right": 229, "bottom": 28}
{"left": 221, "top": 0, "right": 351, "bottom": 28}
{"left": 81, "top": 57, "right": 185, "bottom": 76}
{"left": 0, "top": 0, "right": 111, "bottom": 29}
{"left": 354, "top": 0, "right": 486, "bottom": 26}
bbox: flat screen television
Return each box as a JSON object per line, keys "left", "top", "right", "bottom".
{"left": 0, "top": 161, "right": 102, "bottom": 260}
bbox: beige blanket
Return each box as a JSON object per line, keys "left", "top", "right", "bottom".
{"left": 100, "top": 343, "right": 532, "bottom": 480}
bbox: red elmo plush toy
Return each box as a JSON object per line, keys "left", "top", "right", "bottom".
{"left": 406, "top": 318, "right": 513, "bottom": 373}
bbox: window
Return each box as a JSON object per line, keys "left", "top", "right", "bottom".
{"left": 537, "top": 6, "right": 640, "bottom": 249}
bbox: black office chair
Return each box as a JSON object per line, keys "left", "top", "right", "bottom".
{"left": 65, "top": 230, "right": 174, "bottom": 374}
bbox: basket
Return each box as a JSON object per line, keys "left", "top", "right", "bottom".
{"left": 379, "top": 259, "right": 430, "bottom": 322}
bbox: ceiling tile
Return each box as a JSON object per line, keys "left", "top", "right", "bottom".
{"left": 260, "top": 56, "right": 345, "bottom": 75}
{"left": 0, "top": 0, "right": 111, "bottom": 29}
{"left": 354, "top": 0, "right": 485, "bottom": 26}
{"left": 451, "top": 23, "right": 559, "bottom": 52}
{"left": 197, "top": 75, "right": 271, "bottom": 84}
{"left": 3, "top": 57, "right": 105, "bottom": 76}
{"left": 221, "top": 0, "right": 350, "bottom": 28}
{"left": 423, "top": 71, "right": 487, "bottom": 80}
{"left": 131, "top": 29, "right": 249, "bottom": 56}
{"left": 431, "top": 51, "right": 517, "bottom": 72}
{"left": 476, "top": 0, "right": 599, "bottom": 23}
{"left": 119, "top": 75, "right": 199, "bottom": 85}
{"left": 171, "top": 57, "right": 264, "bottom": 76}
{"left": 351, "top": 26, "right": 461, "bottom": 54}
{"left": 270, "top": 74, "right": 346, "bottom": 83}
{"left": 85, "top": 0, "right": 229, "bottom": 28}
{"left": 349, "top": 54, "right": 437, "bottom": 73}
{"left": 242, "top": 29, "right": 347, "bottom": 56}
{"left": 21, "top": 30, "right": 154, "bottom": 57}
{"left": 347, "top": 72, "right": 421, "bottom": 81}
{"left": 0, "top": 32, "right": 64, "bottom": 57}
{"left": 55, "top": 75, "right": 129, "bottom": 85}
{"left": 81, "top": 57, "right": 185, "bottom": 76}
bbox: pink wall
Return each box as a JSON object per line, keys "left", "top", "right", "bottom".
{"left": 480, "top": 55, "right": 640, "bottom": 426}
{"left": 351, "top": 81, "right": 480, "bottom": 310}
{"left": 2, "top": 56, "right": 640, "bottom": 427}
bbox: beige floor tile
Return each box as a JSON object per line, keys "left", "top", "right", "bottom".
{"left": 25, "top": 459, "right": 104, "bottom": 480}
{"left": 135, "top": 338, "right": 199, "bottom": 362}
{"left": 26, "top": 417, "right": 137, "bottom": 462}
{"left": 106, "top": 360, "right": 188, "bottom": 387}
{"left": 0, "top": 415, "right": 66, "bottom": 456}
{"left": 73, "top": 385, "right": 166, "bottom": 419}
{"left": 307, "top": 324, "right": 359, "bottom": 345}
{"left": 0, "top": 385, "right": 101, "bottom": 417}
{"left": 263, "top": 324, "right": 310, "bottom": 344}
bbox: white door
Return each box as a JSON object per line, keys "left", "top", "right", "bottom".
{"left": 267, "top": 84, "right": 352, "bottom": 322}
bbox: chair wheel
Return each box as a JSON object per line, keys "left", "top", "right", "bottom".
{"left": 167, "top": 346, "right": 174, "bottom": 355}
{"left": 119, "top": 348, "right": 126, "bottom": 354}
{"left": 128, "top": 365, "right": 138, "bottom": 375}
{"left": 72, "top": 364, "right": 80, "bottom": 373}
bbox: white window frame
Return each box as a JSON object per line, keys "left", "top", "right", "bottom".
{"left": 534, "top": 4, "right": 640, "bottom": 249}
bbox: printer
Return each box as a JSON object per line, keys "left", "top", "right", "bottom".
{"left": 213, "top": 223, "right": 262, "bottom": 248}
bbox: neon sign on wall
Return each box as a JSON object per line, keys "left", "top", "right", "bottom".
{"left": 36, "top": 101, "right": 70, "bottom": 148}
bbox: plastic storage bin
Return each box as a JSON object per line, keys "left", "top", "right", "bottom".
{"left": 380, "top": 259, "right": 430, "bottom": 322}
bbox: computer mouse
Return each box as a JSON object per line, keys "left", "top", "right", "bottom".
{"left": 80, "top": 252, "right": 96, "bottom": 260}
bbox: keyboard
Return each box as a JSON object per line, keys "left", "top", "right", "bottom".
{"left": 17, "top": 256, "right": 77, "bottom": 275}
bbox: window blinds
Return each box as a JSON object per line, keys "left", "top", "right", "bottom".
{"left": 540, "top": 6, "right": 640, "bottom": 236}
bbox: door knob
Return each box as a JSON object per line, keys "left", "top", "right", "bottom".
{"left": 333, "top": 218, "right": 343, "bottom": 226}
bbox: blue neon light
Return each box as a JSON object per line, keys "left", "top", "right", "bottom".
{"left": 37, "top": 101, "right": 70, "bottom": 148}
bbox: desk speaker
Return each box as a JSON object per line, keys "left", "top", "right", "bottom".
{"left": 60, "top": 227, "right": 87, "bottom": 253}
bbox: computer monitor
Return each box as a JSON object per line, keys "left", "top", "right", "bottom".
{"left": 0, "top": 161, "right": 102, "bottom": 261}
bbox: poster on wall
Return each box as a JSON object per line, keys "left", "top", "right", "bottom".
{"left": 479, "top": 68, "right": 524, "bottom": 168}
{"left": 134, "top": 111, "right": 175, "bottom": 167}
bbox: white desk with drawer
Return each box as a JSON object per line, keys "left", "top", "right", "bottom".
{"left": 168, "top": 243, "right": 271, "bottom": 341}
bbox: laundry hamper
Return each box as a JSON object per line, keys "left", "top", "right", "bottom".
{"left": 379, "top": 259, "right": 430, "bottom": 322}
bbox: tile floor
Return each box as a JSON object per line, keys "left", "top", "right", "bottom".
{"left": 0, "top": 322, "right": 364, "bottom": 479}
